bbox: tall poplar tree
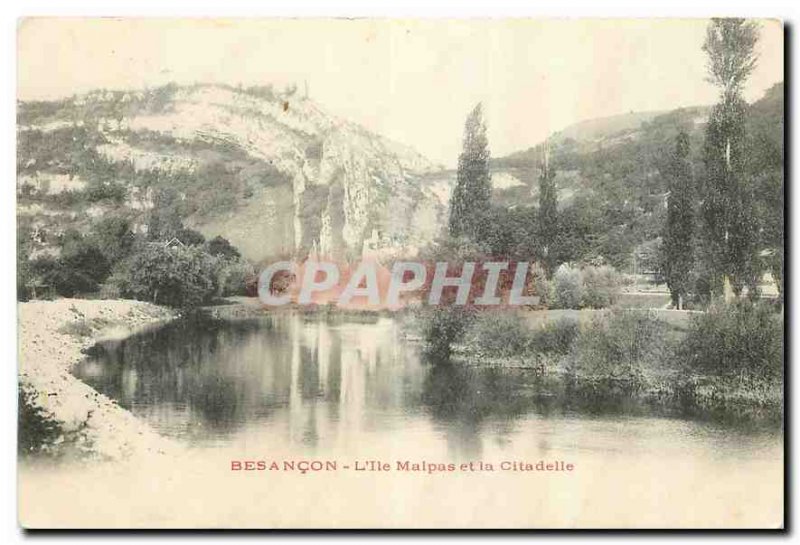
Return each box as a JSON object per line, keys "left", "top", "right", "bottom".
{"left": 700, "top": 18, "right": 761, "bottom": 298}
{"left": 538, "top": 141, "right": 558, "bottom": 275}
{"left": 449, "top": 103, "right": 492, "bottom": 242}
{"left": 664, "top": 130, "right": 694, "bottom": 309}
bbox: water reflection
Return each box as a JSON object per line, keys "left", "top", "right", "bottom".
{"left": 77, "top": 314, "right": 425, "bottom": 447}
{"left": 74, "top": 312, "right": 779, "bottom": 459}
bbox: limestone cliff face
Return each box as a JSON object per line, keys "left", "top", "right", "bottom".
{"left": 18, "top": 83, "right": 449, "bottom": 262}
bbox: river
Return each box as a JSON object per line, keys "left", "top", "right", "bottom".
{"left": 46, "top": 312, "right": 783, "bottom": 527}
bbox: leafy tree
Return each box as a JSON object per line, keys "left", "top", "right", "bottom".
{"left": 449, "top": 103, "right": 492, "bottom": 242}
{"left": 700, "top": 18, "right": 761, "bottom": 298}
{"left": 552, "top": 195, "right": 603, "bottom": 266}
{"left": 61, "top": 237, "right": 110, "bottom": 287}
{"left": 480, "top": 205, "right": 539, "bottom": 260}
{"left": 538, "top": 144, "right": 558, "bottom": 275}
{"left": 114, "top": 245, "right": 219, "bottom": 308}
{"left": 552, "top": 264, "right": 584, "bottom": 310}
{"left": 90, "top": 216, "right": 136, "bottom": 266}
{"left": 177, "top": 227, "right": 206, "bottom": 246}
{"left": 663, "top": 131, "right": 695, "bottom": 309}
{"left": 205, "top": 235, "right": 241, "bottom": 259}
{"left": 748, "top": 83, "right": 784, "bottom": 303}
{"left": 29, "top": 230, "right": 113, "bottom": 296}
{"left": 418, "top": 306, "right": 476, "bottom": 361}
{"left": 31, "top": 255, "right": 98, "bottom": 297}
{"left": 147, "top": 187, "right": 184, "bottom": 241}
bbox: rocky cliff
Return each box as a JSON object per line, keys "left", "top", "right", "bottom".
{"left": 18, "top": 83, "right": 448, "bottom": 262}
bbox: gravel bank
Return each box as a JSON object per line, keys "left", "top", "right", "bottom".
{"left": 18, "top": 299, "right": 182, "bottom": 460}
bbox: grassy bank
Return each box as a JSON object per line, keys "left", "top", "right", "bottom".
{"left": 410, "top": 304, "right": 784, "bottom": 426}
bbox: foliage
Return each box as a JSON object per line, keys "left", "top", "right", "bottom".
{"left": 702, "top": 18, "right": 759, "bottom": 100}
{"left": 17, "top": 226, "right": 34, "bottom": 300}
{"left": 18, "top": 384, "right": 62, "bottom": 457}
{"left": 480, "top": 205, "right": 540, "bottom": 260}
{"left": 570, "top": 309, "right": 668, "bottom": 381}
{"left": 465, "top": 311, "right": 532, "bottom": 358}
{"left": 663, "top": 131, "right": 695, "bottom": 308}
{"left": 28, "top": 234, "right": 111, "bottom": 297}
{"left": 538, "top": 152, "right": 558, "bottom": 274}
{"left": 528, "top": 262, "right": 552, "bottom": 308}
{"left": 216, "top": 257, "right": 256, "bottom": 297}
{"left": 552, "top": 264, "right": 584, "bottom": 310}
{"left": 113, "top": 244, "right": 219, "bottom": 308}
{"left": 700, "top": 19, "right": 762, "bottom": 297}
{"left": 581, "top": 265, "right": 622, "bottom": 309}
{"left": 748, "top": 83, "right": 784, "bottom": 302}
{"left": 674, "top": 301, "right": 783, "bottom": 380}
{"left": 90, "top": 215, "right": 136, "bottom": 265}
{"left": 452, "top": 311, "right": 579, "bottom": 360}
{"left": 18, "top": 383, "right": 93, "bottom": 459}
{"left": 206, "top": 235, "right": 241, "bottom": 259}
{"left": 58, "top": 319, "right": 95, "bottom": 338}
{"left": 449, "top": 103, "right": 492, "bottom": 242}
{"left": 417, "top": 306, "right": 476, "bottom": 361}
{"left": 529, "top": 318, "right": 580, "bottom": 355}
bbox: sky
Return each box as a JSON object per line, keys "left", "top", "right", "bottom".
{"left": 18, "top": 18, "right": 784, "bottom": 167}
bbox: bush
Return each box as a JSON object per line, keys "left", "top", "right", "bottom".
{"left": 113, "top": 244, "right": 219, "bottom": 308}
{"left": 417, "top": 306, "right": 476, "bottom": 361}
{"left": 552, "top": 264, "right": 584, "bottom": 309}
{"left": 528, "top": 262, "right": 552, "bottom": 308}
{"left": 216, "top": 257, "right": 256, "bottom": 297}
{"left": 570, "top": 309, "right": 667, "bottom": 380}
{"left": 581, "top": 265, "right": 622, "bottom": 308}
{"left": 60, "top": 237, "right": 111, "bottom": 286}
{"left": 18, "top": 383, "right": 94, "bottom": 459}
{"left": 530, "top": 318, "right": 580, "bottom": 355}
{"left": 206, "top": 236, "right": 241, "bottom": 259}
{"left": 674, "top": 301, "right": 783, "bottom": 381}
{"left": 89, "top": 216, "right": 136, "bottom": 266}
{"left": 58, "top": 319, "right": 94, "bottom": 338}
{"left": 31, "top": 255, "right": 100, "bottom": 297}
{"left": 465, "top": 311, "right": 532, "bottom": 358}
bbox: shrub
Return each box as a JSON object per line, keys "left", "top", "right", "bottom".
{"left": 570, "top": 309, "right": 667, "bottom": 380}
{"left": 58, "top": 319, "right": 94, "bottom": 338}
{"left": 417, "top": 306, "right": 476, "bottom": 361}
{"left": 581, "top": 265, "right": 622, "bottom": 308}
{"left": 530, "top": 318, "right": 580, "bottom": 355}
{"left": 60, "top": 237, "right": 111, "bottom": 286}
{"left": 552, "top": 264, "right": 584, "bottom": 309}
{"left": 528, "top": 262, "right": 552, "bottom": 308}
{"left": 113, "top": 244, "right": 219, "bottom": 308}
{"left": 205, "top": 235, "right": 241, "bottom": 259}
{"left": 465, "top": 311, "right": 532, "bottom": 358}
{"left": 89, "top": 216, "right": 136, "bottom": 266}
{"left": 674, "top": 301, "right": 783, "bottom": 381}
{"left": 216, "top": 257, "right": 256, "bottom": 297}
{"left": 18, "top": 383, "right": 94, "bottom": 459}
{"left": 18, "top": 384, "right": 62, "bottom": 457}
{"left": 31, "top": 255, "right": 100, "bottom": 297}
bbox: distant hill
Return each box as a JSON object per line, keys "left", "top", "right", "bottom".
{"left": 486, "top": 82, "right": 782, "bottom": 268}
{"left": 17, "top": 83, "right": 448, "bottom": 262}
{"left": 17, "top": 81, "right": 783, "bottom": 270}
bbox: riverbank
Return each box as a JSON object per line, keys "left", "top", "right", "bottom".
{"left": 18, "top": 299, "right": 181, "bottom": 461}
{"left": 202, "top": 296, "right": 399, "bottom": 323}
{"left": 417, "top": 306, "right": 783, "bottom": 426}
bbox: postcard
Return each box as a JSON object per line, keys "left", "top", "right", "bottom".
{"left": 17, "top": 17, "right": 784, "bottom": 529}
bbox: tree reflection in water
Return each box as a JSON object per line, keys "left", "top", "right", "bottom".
{"left": 74, "top": 312, "right": 767, "bottom": 454}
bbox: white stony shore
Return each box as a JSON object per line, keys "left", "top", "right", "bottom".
{"left": 18, "top": 299, "right": 183, "bottom": 461}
